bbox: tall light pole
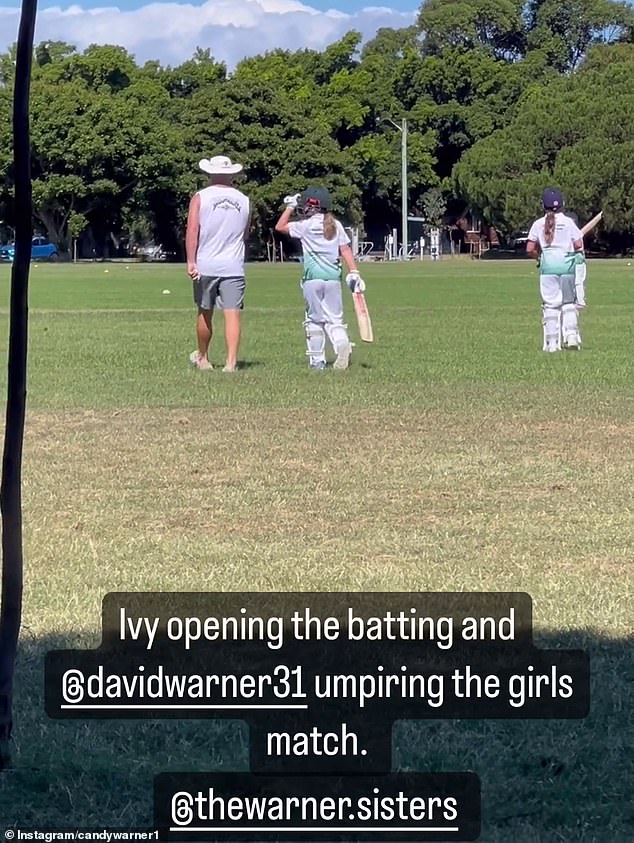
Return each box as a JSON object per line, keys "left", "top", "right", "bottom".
{"left": 384, "top": 117, "right": 408, "bottom": 260}
{"left": 0, "top": 0, "right": 36, "bottom": 769}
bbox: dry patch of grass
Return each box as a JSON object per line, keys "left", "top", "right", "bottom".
{"left": 3, "top": 406, "right": 630, "bottom": 839}
{"left": 22, "top": 407, "right": 633, "bottom": 637}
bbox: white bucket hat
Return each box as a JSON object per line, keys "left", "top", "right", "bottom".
{"left": 199, "top": 155, "right": 243, "bottom": 175}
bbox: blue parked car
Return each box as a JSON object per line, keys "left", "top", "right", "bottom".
{"left": 0, "top": 235, "right": 59, "bottom": 262}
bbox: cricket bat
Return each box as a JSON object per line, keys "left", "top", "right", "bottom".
{"left": 353, "top": 291, "right": 374, "bottom": 343}
{"left": 580, "top": 211, "right": 602, "bottom": 237}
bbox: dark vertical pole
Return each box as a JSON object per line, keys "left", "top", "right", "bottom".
{"left": 0, "top": 0, "right": 37, "bottom": 769}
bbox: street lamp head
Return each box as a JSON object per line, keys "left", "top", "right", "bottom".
{"left": 380, "top": 115, "right": 402, "bottom": 132}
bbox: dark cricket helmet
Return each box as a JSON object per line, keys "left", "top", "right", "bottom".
{"left": 542, "top": 188, "right": 564, "bottom": 211}
{"left": 299, "top": 186, "right": 332, "bottom": 215}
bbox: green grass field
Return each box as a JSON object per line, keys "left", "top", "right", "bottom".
{"left": 0, "top": 258, "right": 632, "bottom": 841}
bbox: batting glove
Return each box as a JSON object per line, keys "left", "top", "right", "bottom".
{"left": 284, "top": 193, "right": 302, "bottom": 209}
{"left": 346, "top": 271, "right": 366, "bottom": 293}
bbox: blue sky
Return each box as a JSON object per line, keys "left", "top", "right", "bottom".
{"left": 292, "top": 0, "right": 415, "bottom": 7}
{"left": 34, "top": 0, "right": 417, "bottom": 9}
{"left": 0, "top": 0, "right": 418, "bottom": 68}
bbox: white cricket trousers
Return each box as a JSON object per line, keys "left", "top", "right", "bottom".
{"left": 540, "top": 273, "right": 579, "bottom": 350}
{"left": 301, "top": 279, "right": 350, "bottom": 364}
{"left": 540, "top": 273, "right": 576, "bottom": 308}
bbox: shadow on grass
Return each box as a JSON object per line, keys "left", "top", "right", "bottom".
{"left": 1, "top": 628, "right": 632, "bottom": 841}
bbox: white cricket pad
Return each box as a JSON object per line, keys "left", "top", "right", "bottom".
{"left": 303, "top": 319, "right": 326, "bottom": 364}
{"left": 542, "top": 307, "right": 561, "bottom": 352}
{"left": 575, "top": 261, "right": 587, "bottom": 306}
{"left": 562, "top": 303, "right": 581, "bottom": 348}
{"left": 324, "top": 322, "right": 350, "bottom": 353}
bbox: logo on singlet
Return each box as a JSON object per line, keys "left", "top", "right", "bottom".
{"left": 212, "top": 198, "right": 242, "bottom": 212}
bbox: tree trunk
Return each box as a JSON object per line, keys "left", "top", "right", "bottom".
{"left": 35, "top": 207, "right": 64, "bottom": 249}
{"left": 0, "top": 0, "right": 37, "bottom": 770}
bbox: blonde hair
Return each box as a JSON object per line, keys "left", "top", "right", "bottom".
{"left": 323, "top": 213, "right": 337, "bottom": 241}
{"left": 544, "top": 211, "right": 556, "bottom": 246}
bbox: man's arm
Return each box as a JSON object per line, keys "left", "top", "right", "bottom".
{"left": 185, "top": 193, "right": 200, "bottom": 279}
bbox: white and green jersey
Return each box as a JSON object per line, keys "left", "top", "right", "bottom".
{"left": 288, "top": 214, "right": 350, "bottom": 282}
{"left": 527, "top": 213, "right": 583, "bottom": 276}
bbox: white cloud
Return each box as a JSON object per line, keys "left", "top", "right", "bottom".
{"left": 0, "top": 0, "right": 416, "bottom": 68}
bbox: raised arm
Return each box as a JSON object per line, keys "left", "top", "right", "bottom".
{"left": 275, "top": 207, "right": 293, "bottom": 236}
{"left": 275, "top": 193, "right": 303, "bottom": 235}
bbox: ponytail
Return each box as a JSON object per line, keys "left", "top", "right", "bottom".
{"left": 544, "top": 211, "right": 556, "bottom": 246}
{"left": 323, "top": 213, "right": 337, "bottom": 241}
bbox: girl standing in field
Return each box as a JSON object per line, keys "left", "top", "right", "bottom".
{"left": 275, "top": 186, "right": 365, "bottom": 370}
{"left": 526, "top": 188, "right": 585, "bottom": 351}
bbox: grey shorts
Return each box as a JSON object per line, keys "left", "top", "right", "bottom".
{"left": 194, "top": 275, "right": 245, "bottom": 311}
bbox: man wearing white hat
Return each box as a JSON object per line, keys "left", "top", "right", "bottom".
{"left": 185, "top": 155, "right": 251, "bottom": 371}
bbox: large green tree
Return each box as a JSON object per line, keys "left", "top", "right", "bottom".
{"left": 0, "top": 43, "right": 186, "bottom": 253}
{"left": 453, "top": 43, "right": 634, "bottom": 245}
{"left": 417, "top": 0, "right": 526, "bottom": 58}
{"left": 1, "top": 19, "right": 633, "bottom": 258}
{"left": 526, "top": 0, "right": 634, "bottom": 71}
{"left": 179, "top": 70, "right": 363, "bottom": 253}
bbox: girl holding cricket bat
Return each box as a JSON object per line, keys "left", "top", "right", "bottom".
{"left": 275, "top": 186, "right": 365, "bottom": 370}
{"left": 526, "top": 188, "right": 585, "bottom": 352}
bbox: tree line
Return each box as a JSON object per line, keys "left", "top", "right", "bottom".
{"left": 0, "top": 0, "right": 633, "bottom": 258}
